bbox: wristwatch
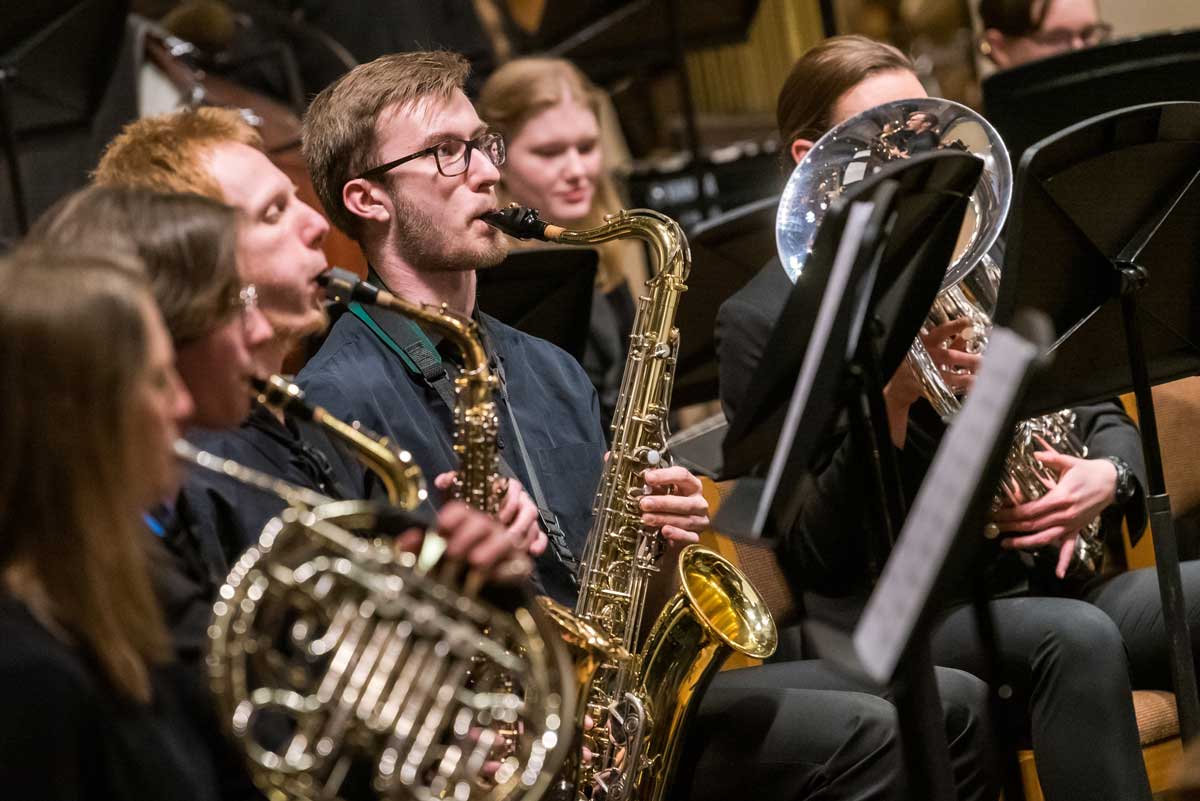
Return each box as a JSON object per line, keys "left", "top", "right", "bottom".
{"left": 1104, "top": 456, "right": 1137, "bottom": 506}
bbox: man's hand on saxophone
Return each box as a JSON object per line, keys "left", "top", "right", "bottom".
{"left": 434, "top": 470, "right": 549, "bottom": 556}
{"left": 396, "top": 500, "right": 534, "bottom": 583}
{"left": 639, "top": 465, "right": 710, "bottom": 545}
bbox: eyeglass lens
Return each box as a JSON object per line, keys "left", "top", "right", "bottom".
{"left": 435, "top": 134, "right": 505, "bottom": 176}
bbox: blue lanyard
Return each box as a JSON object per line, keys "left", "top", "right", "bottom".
{"left": 143, "top": 512, "right": 167, "bottom": 538}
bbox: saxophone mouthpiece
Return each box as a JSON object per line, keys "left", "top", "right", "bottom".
{"left": 317, "top": 267, "right": 380, "bottom": 305}
{"left": 481, "top": 203, "right": 563, "bottom": 242}
{"left": 252, "top": 375, "right": 315, "bottom": 422}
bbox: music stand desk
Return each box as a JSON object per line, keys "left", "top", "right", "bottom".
{"left": 476, "top": 246, "right": 598, "bottom": 364}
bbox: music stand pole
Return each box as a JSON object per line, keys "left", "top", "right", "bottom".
{"left": 667, "top": 0, "right": 709, "bottom": 221}
{"left": 849, "top": 328, "right": 956, "bottom": 801}
{"left": 1116, "top": 248, "right": 1200, "bottom": 742}
{"left": 0, "top": 67, "right": 29, "bottom": 236}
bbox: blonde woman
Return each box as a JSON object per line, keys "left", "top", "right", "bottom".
{"left": 479, "top": 57, "right": 647, "bottom": 432}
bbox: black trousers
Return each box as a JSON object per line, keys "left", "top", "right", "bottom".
{"left": 673, "top": 659, "right": 996, "bottom": 801}
{"left": 931, "top": 561, "right": 1200, "bottom": 801}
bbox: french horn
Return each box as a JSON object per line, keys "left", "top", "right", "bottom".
{"left": 175, "top": 439, "right": 578, "bottom": 801}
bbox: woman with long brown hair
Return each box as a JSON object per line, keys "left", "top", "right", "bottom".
{"left": 0, "top": 249, "right": 221, "bottom": 800}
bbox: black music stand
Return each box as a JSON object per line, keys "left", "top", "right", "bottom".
{"left": 673, "top": 194, "right": 779, "bottom": 409}
{"left": 715, "top": 150, "right": 986, "bottom": 801}
{"left": 476, "top": 247, "right": 598, "bottom": 363}
{"left": 0, "top": 0, "right": 127, "bottom": 237}
{"left": 982, "top": 29, "right": 1200, "bottom": 168}
{"left": 720, "top": 150, "right": 983, "bottom": 489}
{"left": 536, "top": 0, "right": 761, "bottom": 221}
{"left": 994, "top": 100, "right": 1200, "bottom": 741}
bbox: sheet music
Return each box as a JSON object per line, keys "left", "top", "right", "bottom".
{"left": 851, "top": 327, "right": 1038, "bottom": 683}
{"left": 753, "top": 201, "right": 875, "bottom": 537}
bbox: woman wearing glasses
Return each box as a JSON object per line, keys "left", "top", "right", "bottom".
{"left": 979, "top": 0, "right": 1111, "bottom": 69}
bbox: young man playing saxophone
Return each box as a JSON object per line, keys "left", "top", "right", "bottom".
{"left": 90, "top": 107, "right": 538, "bottom": 580}
{"left": 295, "top": 49, "right": 993, "bottom": 801}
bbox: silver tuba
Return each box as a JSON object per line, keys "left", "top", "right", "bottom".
{"left": 175, "top": 440, "right": 577, "bottom": 801}
{"left": 777, "top": 97, "right": 1103, "bottom": 579}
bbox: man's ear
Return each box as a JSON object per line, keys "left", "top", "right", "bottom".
{"left": 981, "top": 29, "right": 1012, "bottom": 69}
{"left": 790, "top": 138, "right": 814, "bottom": 167}
{"left": 343, "top": 178, "right": 392, "bottom": 226}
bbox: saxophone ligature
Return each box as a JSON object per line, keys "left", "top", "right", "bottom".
{"left": 775, "top": 96, "right": 1104, "bottom": 579}
{"left": 485, "top": 204, "right": 778, "bottom": 801}
{"left": 176, "top": 428, "right": 575, "bottom": 800}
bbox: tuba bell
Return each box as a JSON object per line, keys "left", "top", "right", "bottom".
{"left": 777, "top": 97, "right": 1103, "bottom": 579}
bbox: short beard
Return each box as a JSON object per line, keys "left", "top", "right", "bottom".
{"left": 390, "top": 190, "right": 509, "bottom": 273}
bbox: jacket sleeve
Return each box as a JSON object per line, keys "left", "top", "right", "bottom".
{"left": 715, "top": 293, "right": 773, "bottom": 423}
{"left": 772, "top": 426, "right": 881, "bottom": 596}
{"left": 1074, "top": 400, "right": 1149, "bottom": 544}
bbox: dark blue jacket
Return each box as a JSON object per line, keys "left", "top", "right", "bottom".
{"left": 296, "top": 305, "right": 607, "bottom": 606}
{"left": 181, "top": 406, "right": 358, "bottom": 579}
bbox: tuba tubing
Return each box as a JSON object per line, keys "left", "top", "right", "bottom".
{"left": 774, "top": 97, "right": 1104, "bottom": 579}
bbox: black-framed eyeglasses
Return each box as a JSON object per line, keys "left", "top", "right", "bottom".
{"left": 357, "top": 132, "right": 506, "bottom": 180}
{"left": 1027, "top": 21, "right": 1112, "bottom": 49}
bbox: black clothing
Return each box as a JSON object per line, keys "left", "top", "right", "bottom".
{"left": 1085, "top": 561, "right": 1200, "bottom": 695}
{"left": 299, "top": 287, "right": 995, "bottom": 801}
{"left": 297, "top": 304, "right": 606, "bottom": 606}
{"left": 679, "top": 660, "right": 994, "bottom": 801}
{"left": 0, "top": 596, "right": 223, "bottom": 801}
{"left": 182, "top": 405, "right": 357, "bottom": 578}
{"left": 146, "top": 509, "right": 264, "bottom": 801}
{"left": 716, "top": 256, "right": 790, "bottom": 425}
{"left": 716, "top": 257, "right": 1149, "bottom": 590}
{"left": 717, "top": 258, "right": 881, "bottom": 596}
{"left": 933, "top": 596, "right": 1151, "bottom": 801}
{"left": 149, "top": 503, "right": 223, "bottom": 663}
{"left": 716, "top": 254, "right": 1167, "bottom": 801}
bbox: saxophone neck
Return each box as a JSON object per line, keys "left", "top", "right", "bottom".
{"left": 485, "top": 205, "right": 691, "bottom": 285}
{"left": 320, "top": 268, "right": 491, "bottom": 379}
{"left": 252, "top": 375, "right": 428, "bottom": 510}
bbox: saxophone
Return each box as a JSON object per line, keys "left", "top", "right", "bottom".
{"left": 319, "top": 268, "right": 618, "bottom": 781}
{"left": 484, "top": 206, "right": 778, "bottom": 801}
{"left": 178, "top": 436, "right": 576, "bottom": 801}
{"left": 318, "top": 268, "right": 501, "bottom": 515}
{"left": 252, "top": 373, "right": 428, "bottom": 510}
